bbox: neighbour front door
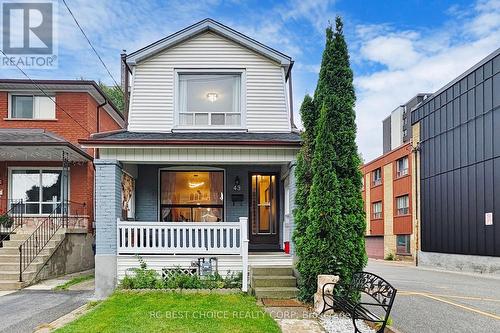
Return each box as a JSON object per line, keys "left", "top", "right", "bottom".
{"left": 249, "top": 173, "right": 280, "bottom": 250}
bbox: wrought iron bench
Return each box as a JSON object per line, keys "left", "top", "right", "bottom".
{"left": 321, "top": 271, "right": 397, "bottom": 333}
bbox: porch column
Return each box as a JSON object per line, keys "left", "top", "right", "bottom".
{"left": 94, "top": 159, "right": 122, "bottom": 299}
{"left": 287, "top": 160, "right": 298, "bottom": 256}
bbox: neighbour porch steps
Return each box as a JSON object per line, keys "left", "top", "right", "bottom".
{"left": 0, "top": 229, "right": 66, "bottom": 290}
{"left": 250, "top": 265, "right": 298, "bottom": 299}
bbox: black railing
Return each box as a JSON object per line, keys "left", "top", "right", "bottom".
{"left": 0, "top": 200, "right": 24, "bottom": 248}
{"left": 18, "top": 201, "right": 86, "bottom": 282}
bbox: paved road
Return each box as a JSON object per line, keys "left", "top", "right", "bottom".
{"left": 366, "top": 260, "right": 500, "bottom": 333}
{"left": 0, "top": 290, "right": 92, "bottom": 333}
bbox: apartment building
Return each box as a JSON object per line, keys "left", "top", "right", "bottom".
{"left": 362, "top": 142, "right": 414, "bottom": 260}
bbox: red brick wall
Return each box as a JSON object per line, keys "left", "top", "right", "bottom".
{"left": 361, "top": 143, "right": 413, "bottom": 237}
{"left": 0, "top": 90, "right": 124, "bottom": 229}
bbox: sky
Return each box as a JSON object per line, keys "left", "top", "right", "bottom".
{"left": 1, "top": 0, "right": 499, "bottom": 161}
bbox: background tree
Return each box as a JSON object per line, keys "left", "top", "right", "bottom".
{"left": 98, "top": 81, "right": 124, "bottom": 113}
{"left": 294, "top": 16, "right": 367, "bottom": 301}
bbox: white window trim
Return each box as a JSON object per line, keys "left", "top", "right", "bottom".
{"left": 7, "top": 166, "right": 69, "bottom": 216}
{"left": 173, "top": 68, "right": 247, "bottom": 131}
{"left": 7, "top": 92, "right": 56, "bottom": 120}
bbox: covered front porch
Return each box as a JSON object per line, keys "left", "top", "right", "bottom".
{"left": 87, "top": 135, "right": 300, "bottom": 297}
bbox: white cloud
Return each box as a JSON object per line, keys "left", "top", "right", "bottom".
{"left": 354, "top": 0, "right": 500, "bottom": 162}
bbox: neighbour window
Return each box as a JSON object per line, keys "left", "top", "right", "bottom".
{"left": 160, "top": 170, "right": 224, "bottom": 222}
{"left": 177, "top": 73, "right": 241, "bottom": 127}
{"left": 396, "top": 195, "right": 409, "bottom": 215}
{"left": 372, "top": 201, "right": 382, "bottom": 219}
{"left": 10, "top": 169, "right": 64, "bottom": 214}
{"left": 10, "top": 95, "right": 56, "bottom": 119}
{"left": 396, "top": 156, "right": 408, "bottom": 177}
{"left": 372, "top": 168, "right": 382, "bottom": 186}
{"left": 396, "top": 235, "right": 411, "bottom": 255}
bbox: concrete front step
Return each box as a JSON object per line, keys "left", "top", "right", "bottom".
{"left": 0, "top": 261, "right": 43, "bottom": 271}
{"left": 253, "top": 287, "right": 299, "bottom": 299}
{"left": 0, "top": 270, "right": 36, "bottom": 281}
{"left": 0, "top": 280, "right": 22, "bottom": 290}
{"left": 0, "top": 246, "right": 56, "bottom": 256}
{"left": 252, "top": 275, "right": 297, "bottom": 287}
{"left": 251, "top": 266, "right": 294, "bottom": 276}
{"left": 2, "top": 235, "right": 64, "bottom": 248}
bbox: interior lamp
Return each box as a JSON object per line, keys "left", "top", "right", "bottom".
{"left": 206, "top": 92, "right": 218, "bottom": 102}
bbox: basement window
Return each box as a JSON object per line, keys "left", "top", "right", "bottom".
{"left": 396, "top": 235, "right": 410, "bottom": 255}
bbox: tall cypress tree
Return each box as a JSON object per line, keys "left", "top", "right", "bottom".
{"left": 293, "top": 95, "right": 316, "bottom": 239}
{"left": 295, "top": 16, "right": 366, "bottom": 301}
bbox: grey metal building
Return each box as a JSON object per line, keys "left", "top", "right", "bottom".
{"left": 411, "top": 48, "right": 500, "bottom": 271}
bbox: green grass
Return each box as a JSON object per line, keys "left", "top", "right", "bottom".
{"left": 55, "top": 291, "right": 280, "bottom": 333}
{"left": 54, "top": 274, "right": 94, "bottom": 291}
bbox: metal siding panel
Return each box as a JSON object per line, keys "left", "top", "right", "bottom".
{"left": 484, "top": 159, "right": 494, "bottom": 256}
{"left": 476, "top": 115, "right": 484, "bottom": 161}
{"left": 453, "top": 169, "right": 461, "bottom": 253}
{"left": 484, "top": 111, "right": 493, "bottom": 159}
{"left": 475, "top": 83, "right": 484, "bottom": 116}
{"left": 467, "top": 122, "right": 475, "bottom": 165}
{"left": 467, "top": 90, "right": 475, "bottom": 120}
{"left": 494, "top": 108, "right": 500, "bottom": 157}
{"left": 460, "top": 167, "right": 468, "bottom": 254}
{"left": 484, "top": 78, "right": 493, "bottom": 112}
{"left": 493, "top": 73, "right": 500, "bottom": 109}
{"left": 476, "top": 162, "right": 485, "bottom": 254}
{"left": 453, "top": 98, "right": 460, "bottom": 127}
{"left": 493, "top": 157, "right": 500, "bottom": 256}
{"left": 468, "top": 165, "right": 477, "bottom": 254}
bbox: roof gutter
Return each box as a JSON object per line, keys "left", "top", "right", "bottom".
{"left": 79, "top": 139, "right": 302, "bottom": 147}
{"left": 0, "top": 142, "right": 93, "bottom": 161}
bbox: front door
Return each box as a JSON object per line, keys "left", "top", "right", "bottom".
{"left": 249, "top": 173, "right": 280, "bottom": 250}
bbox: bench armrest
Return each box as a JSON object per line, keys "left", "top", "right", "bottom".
{"left": 352, "top": 302, "right": 387, "bottom": 322}
{"left": 321, "top": 282, "right": 337, "bottom": 295}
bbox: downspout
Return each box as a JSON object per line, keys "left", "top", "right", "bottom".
{"left": 287, "top": 62, "right": 297, "bottom": 130}
{"left": 412, "top": 143, "right": 420, "bottom": 266}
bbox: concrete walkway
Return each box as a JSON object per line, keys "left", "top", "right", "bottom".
{"left": 0, "top": 270, "right": 94, "bottom": 333}
{"left": 263, "top": 304, "right": 326, "bottom": 333}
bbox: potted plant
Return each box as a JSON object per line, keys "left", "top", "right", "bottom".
{"left": 0, "top": 214, "right": 14, "bottom": 229}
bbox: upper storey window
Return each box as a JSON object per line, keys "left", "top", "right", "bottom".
{"left": 10, "top": 95, "right": 55, "bottom": 119}
{"left": 176, "top": 72, "right": 243, "bottom": 128}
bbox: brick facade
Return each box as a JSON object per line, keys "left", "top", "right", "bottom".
{"left": 361, "top": 143, "right": 414, "bottom": 260}
{"left": 0, "top": 88, "right": 123, "bottom": 231}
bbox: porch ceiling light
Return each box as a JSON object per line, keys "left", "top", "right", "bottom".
{"left": 188, "top": 181, "right": 205, "bottom": 188}
{"left": 206, "top": 92, "right": 218, "bottom": 102}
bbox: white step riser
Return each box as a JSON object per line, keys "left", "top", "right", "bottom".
{"left": 2, "top": 236, "right": 64, "bottom": 248}
{"left": 0, "top": 281, "right": 22, "bottom": 290}
{"left": 0, "top": 247, "right": 56, "bottom": 256}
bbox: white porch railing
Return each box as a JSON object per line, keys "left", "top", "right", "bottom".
{"left": 116, "top": 217, "right": 249, "bottom": 291}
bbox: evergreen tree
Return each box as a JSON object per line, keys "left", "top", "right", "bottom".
{"left": 295, "top": 16, "right": 366, "bottom": 301}
{"left": 292, "top": 95, "right": 316, "bottom": 239}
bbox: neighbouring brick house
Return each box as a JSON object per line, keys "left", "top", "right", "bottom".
{"left": 361, "top": 142, "right": 415, "bottom": 260}
{"left": 0, "top": 79, "right": 124, "bottom": 289}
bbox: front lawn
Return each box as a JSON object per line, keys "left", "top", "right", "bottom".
{"left": 56, "top": 291, "right": 280, "bottom": 333}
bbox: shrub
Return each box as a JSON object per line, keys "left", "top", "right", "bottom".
{"left": 119, "top": 258, "right": 242, "bottom": 290}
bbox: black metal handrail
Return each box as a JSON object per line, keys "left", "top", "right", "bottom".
{"left": 18, "top": 201, "right": 86, "bottom": 282}
{"left": 0, "top": 200, "right": 24, "bottom": 248}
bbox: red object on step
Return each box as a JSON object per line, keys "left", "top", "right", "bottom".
{"left": 284, "top": 241, "right": 290, "bottom": 254}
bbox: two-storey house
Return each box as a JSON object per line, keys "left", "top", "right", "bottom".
{"left": 80, "top": 19, "right": 302, "bottom": 298}
{"left": 0, "top": 79, "right": 124, "bottom": 289}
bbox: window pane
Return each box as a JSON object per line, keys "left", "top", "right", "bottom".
{"left": 211, "top": 113, "right": 225, "bottom": 125}
{"left": 161, "top": 207, "right": 192, "bottom": 222}
{"left": 12, "top": 96, "right": 34, "bottom": 118}
{"left": 226, "top": 114, "right": 240, "bottom": 126}
{"left": 42, "top": 171, "right": 62, "bottom": 202}
{"left": 11, "top": 170, "right": 40, "bottom": 202}
{"left": 42, "top": 203, "right": 60, "bottom": 214}
{"left": 25, "top": 203, "right": 40, "bottom": 214}
{"left": 194, "top": 113, "right": 209, "bottom": 125}
{"left": 36, "top": 96, "right": 56, "bottom": 119}
{"left": 179, "top": 113, "right": 193, "bottom": 126}
{"left": 193, "top": 207, "right": 222, "bottom": 222}
{"left": 178, "top": 73, "right": 241, "bottom": 118}
{"left": 161, "top": 171, "right": 224, "bottom": 205}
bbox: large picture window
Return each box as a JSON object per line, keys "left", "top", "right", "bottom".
{"left": 177, "top": 73, "right": 241, "bottom": 127}
{"left": 160, "top": 170, "right": 224, "bottom": 222}
{"left": 10, "top": 169, "right": 64, "bottom": 214}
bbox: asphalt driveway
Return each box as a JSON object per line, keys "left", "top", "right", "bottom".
{"left": 366, "top": 260, "right": 500, "bottom": 333}
{"left": 0, "top": 289, "right": 92, "bottom": 333}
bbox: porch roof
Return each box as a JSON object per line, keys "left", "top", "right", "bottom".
{"left": 80, "top": 130, "right": 302, "bottom": 147}
{"left": 0, "top": 129, "right": 92, "bottom": 161}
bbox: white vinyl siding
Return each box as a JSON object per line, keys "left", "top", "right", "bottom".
{"left": 128, "top": 32, "right": 290, "bottom": 132}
